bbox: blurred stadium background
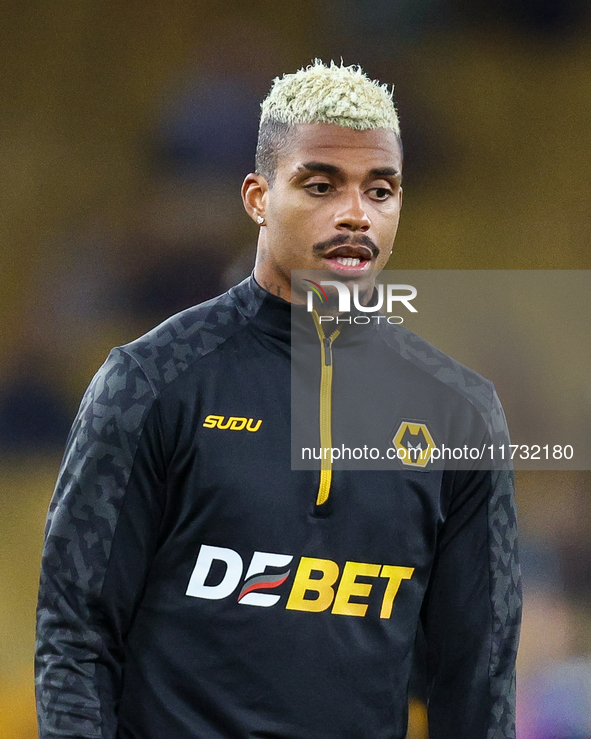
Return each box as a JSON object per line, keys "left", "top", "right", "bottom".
{"left": 1, "top": 2, "right": 590, "bottom": 737}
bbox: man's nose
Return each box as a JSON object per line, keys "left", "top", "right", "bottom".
{"left": 334, "top": 190, "right": 371, "bottom": 231}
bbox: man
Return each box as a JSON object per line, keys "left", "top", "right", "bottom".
{"left": 36, "top": 61, "right": 521, "bottom": 738}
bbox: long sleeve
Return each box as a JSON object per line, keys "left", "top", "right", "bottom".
{"left": 420, "top": 462, "right": 522, "bottom": 739}
{"left": 35, "top": 348, "right": 165, "bottom": 739}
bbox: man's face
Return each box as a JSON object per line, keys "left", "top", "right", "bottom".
{"left": 249, "top": 122, "right": 403, "bottom": 303}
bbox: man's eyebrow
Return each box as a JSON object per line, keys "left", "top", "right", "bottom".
{"left": 292, "top": 162, "right": 402, "bottom": 182}
{"left": 369, "top": 167, "right": 402, "bottom": 179}
{"left": 297, "top": 161, "right": 342, "bottom": 176}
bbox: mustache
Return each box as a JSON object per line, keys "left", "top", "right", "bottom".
{"left": 312, "top": 234, "right": 379, "bottom": 258}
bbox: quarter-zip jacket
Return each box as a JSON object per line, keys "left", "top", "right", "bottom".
{"left": 36, "top": 275, "right": 521, "bottom": 739}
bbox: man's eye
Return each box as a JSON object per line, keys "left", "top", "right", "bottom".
{"left": 369, "top": 187, "right": 393, "bottom": 200}
{"left": 306, "top": 182, "right": 332, "bottom": 195}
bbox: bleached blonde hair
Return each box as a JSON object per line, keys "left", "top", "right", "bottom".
{"left": 261, "top": 60, "right": 400, "bottom": 133}
{"left": 256, "top": 60, "right": 401, "bottom": 183}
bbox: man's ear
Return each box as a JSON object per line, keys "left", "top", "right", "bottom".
{"left": 241, "top": 173, "right": 269, "bottom": 225}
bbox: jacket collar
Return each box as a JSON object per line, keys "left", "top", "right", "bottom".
{"left": 229, "top": 273, "right": 380, "bottom": 345}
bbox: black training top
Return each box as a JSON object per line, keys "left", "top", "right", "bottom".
{"left": 36, "top": 275, "right": 521, "bottom": 739}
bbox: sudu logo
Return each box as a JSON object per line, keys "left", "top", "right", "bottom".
{"left": 304, "top": 280, "right": 418, "bottom": 314}
{"left": 203, "top": 415, "right": 262, "bottom": 432}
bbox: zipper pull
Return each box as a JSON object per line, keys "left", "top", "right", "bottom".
{"left": 323, "top": 337, "right": 332, "bottom": 366}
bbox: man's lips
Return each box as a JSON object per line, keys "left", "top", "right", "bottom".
{"left": 323, "top": 244, "right": 374, "bottom": 261}
{"left": 311, "top": 234, "right": 379, "bottom": 272}
{"left": 322, "top": 244, "right": 374, "bottom": 271}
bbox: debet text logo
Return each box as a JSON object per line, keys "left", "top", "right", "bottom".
{"left": 186, "top": 544, "right": 414, "bottom": 619}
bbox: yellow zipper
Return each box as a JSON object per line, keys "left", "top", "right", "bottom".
{"left": 312, "top": 311, "right": 340, "bottom": 506}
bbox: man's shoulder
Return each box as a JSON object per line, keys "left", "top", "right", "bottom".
{"left": 376, "top": 320, "right": 495, "bottom": 414}
{"left": 114, "top": 280, "right": 257, "bottom": 394}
